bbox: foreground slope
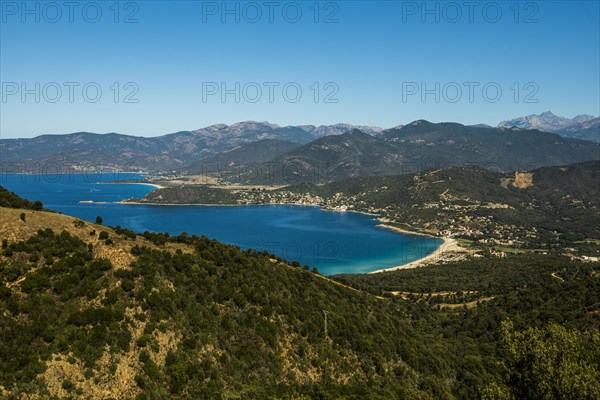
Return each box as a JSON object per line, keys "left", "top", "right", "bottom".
{"left": 1, "top": 190, "right": 599, "bottom": 399}
{"left": 334, "top": 255, "right": 600, "bottom": 399}
{"left": 0, "top": 205, "right": 464, "bottom": 399}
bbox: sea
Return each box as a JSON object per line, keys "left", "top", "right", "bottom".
{"left": 1, "top": 172, "right": 442, "bottom": 275}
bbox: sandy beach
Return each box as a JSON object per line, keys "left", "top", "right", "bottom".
{"left": 131, "top": 182, "right": 165, "bottom": 190}
{"left": 96, "top": 181, "right": 165, "bottom": 190}
{"left": 369, "top": 224, "right": 463, "bottom": 273}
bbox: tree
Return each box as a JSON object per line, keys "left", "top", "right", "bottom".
{"left": 96, "top": 216, "right": 103, "bottom": 225}
{"left": 120, "top": 277, "right": 134, "bottom": 292}
{"left": 482, "top": 320, "right": 600, "bottom": 400}
{"left": 19, "top": 213, "right": 25, "bottom": 221}
{"left": 99, "top": 231, "right": 109, "bottom": 240}
{"left": 32, "top": 200, "right": 43, "bottom": 211}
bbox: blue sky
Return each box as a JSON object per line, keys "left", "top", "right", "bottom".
{"left": 1, "top": 0, "right": 599, "bottom": 138}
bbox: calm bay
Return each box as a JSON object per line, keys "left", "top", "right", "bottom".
{"left": 1, "top": 173, "right": 442, "bottom": 275}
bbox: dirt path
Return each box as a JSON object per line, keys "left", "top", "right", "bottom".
{"left": 551, "top": 272, "right": 565, "bottom": 282}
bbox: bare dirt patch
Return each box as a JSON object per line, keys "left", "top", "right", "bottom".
{"left": 511, "top": 172, "right": 534, "bottom": 189}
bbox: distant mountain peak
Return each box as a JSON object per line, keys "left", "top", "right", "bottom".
{"left": 407, "top": 119, "right": 432, "bottom": 126}
{"left": 192, "top": 123, "right": 227, "bottom": 133}
{"left": 192, "top": 121, "right": 280, "bottom": 134}
{"left": 229, "top": 121, "right": 280, "bottom": 130}
{"left": 498, "top": 112, "right": 597, "bottom": 131}
{"left": 190, "top": 122, "right": 383, "bottom": 137}
{"left": 498, "top": 112, "right": 599, "bottom": 142}
{"left": 572, "top": 114, "right": 596, "bottom": 123}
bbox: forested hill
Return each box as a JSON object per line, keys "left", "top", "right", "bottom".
{"left": 0, "top": 204, "right": 483, "bottom": 399}
{"left": 223, "top": 122, "right": 600, "bottom": 184}
{"left": 0, "top": 186, "right": 44, "bottom": 210}
{"left": 287, "top": 160, "right": 600, "bottom": 207}
{"left": 183, "top": 139, "right": 301, "bottom": 175}
{"left": 284, "top": 160, "right": 600, "bottom": 244}
{"left": 1, "top": 190, "right": 599, "bottom": 398}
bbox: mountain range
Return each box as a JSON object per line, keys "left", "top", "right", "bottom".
{"left": 183, "top": 139, "right": 301, "bottom": 175}
{"left": 0, "top": 122, "right": 382, "bottom": 173}
{"left": 2, "top": 117, "right": 599, "bottom": 182}
{"left": 498, "top": 111, "right": 600, "bottom": 142}
{"left": 227, "top": 121, "right": 600, "bottom": 184}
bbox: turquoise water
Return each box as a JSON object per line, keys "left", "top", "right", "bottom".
{"left": 0, "top": 173, "right": 442, "bottom": 275}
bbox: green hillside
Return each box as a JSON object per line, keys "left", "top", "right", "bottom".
{"left": 0, "top": 186, "right": 44, "bottom": 211}
{"left": 284, "top": 161, "right": 600, "bottom": 246}
{"left": 1, "top": 188, "right": 599, "bottom": 399}
{"left": 183, "top": 139, "right": 301, "bottom": 175}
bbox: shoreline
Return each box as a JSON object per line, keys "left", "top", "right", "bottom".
{"left": 131, "top": 182, "right": 165, "bottom": 190}
{"left": 96, "top": 181, "right": 165, "bottom": 190}
{"left": 118, "top": 200, "right": 256, "bottom": 207}
{"left": 371, "top": 222, "right": 464, "bottom": 272}
{"left": 368, "top": 236, "right": 462, "bottom": 273}
{"left": 117, "top": 200, "right": 380, "bottom": 217}
{"left": 116, "top": 200, "right": 461, "bottom": 272}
